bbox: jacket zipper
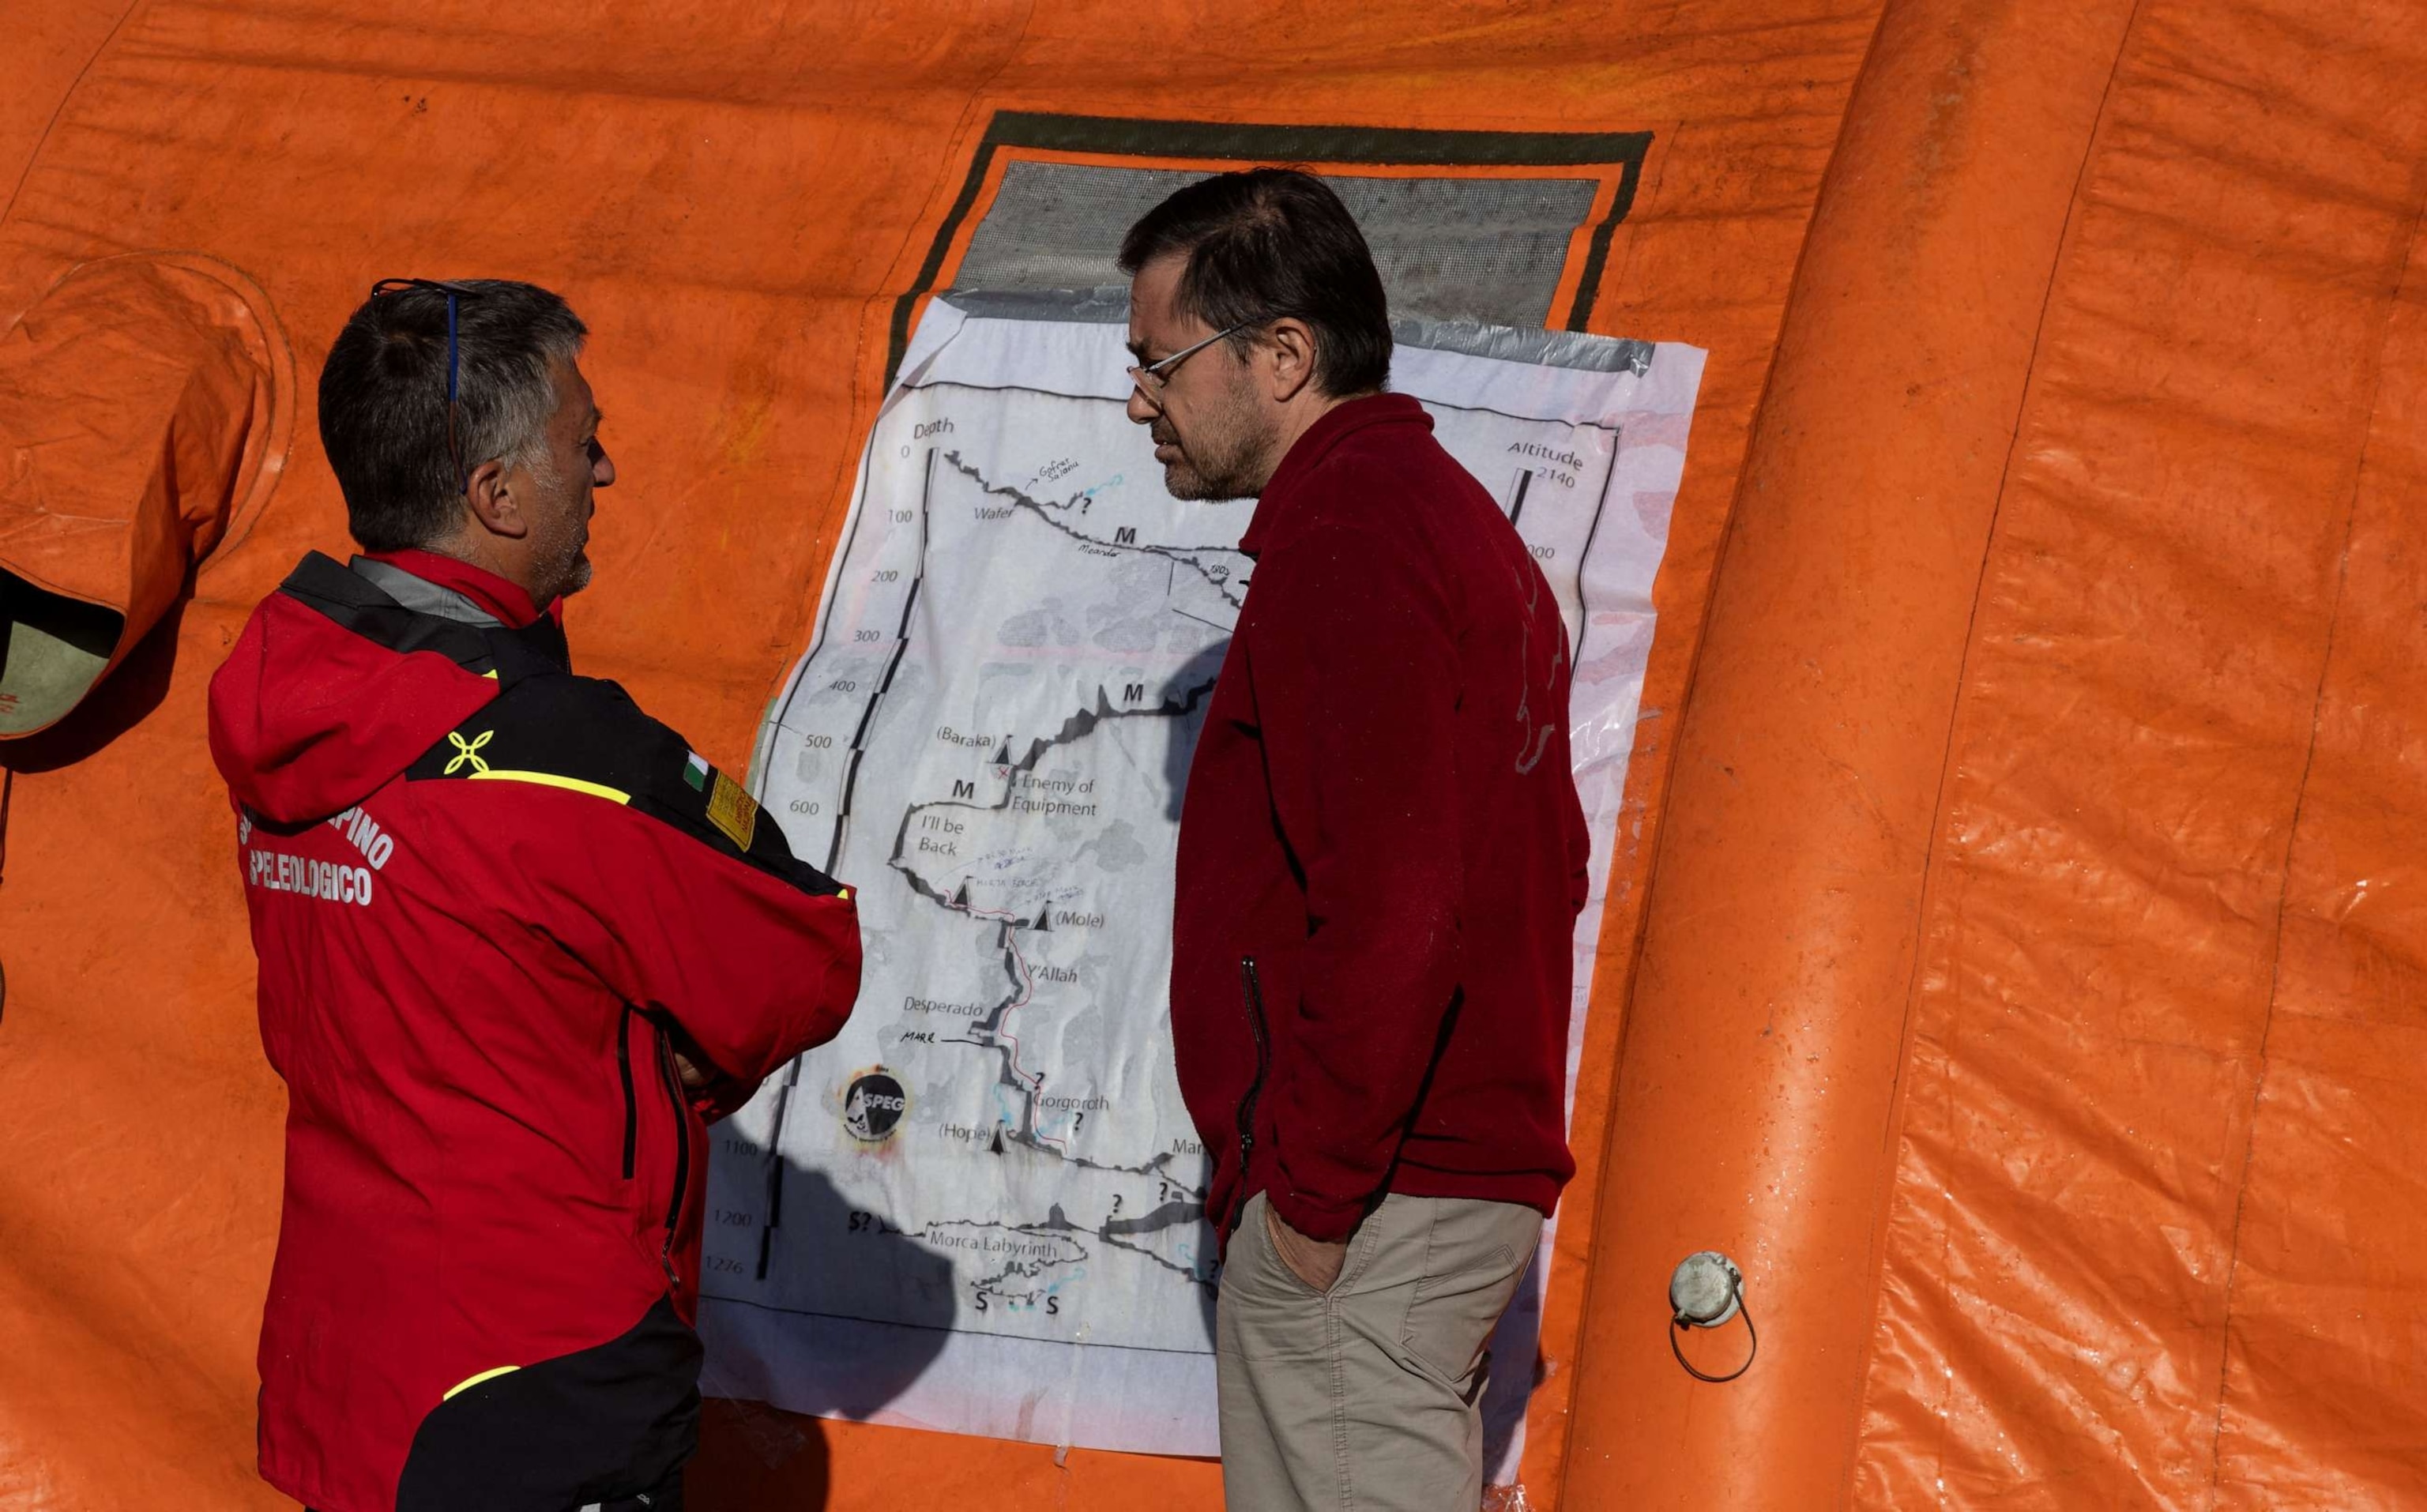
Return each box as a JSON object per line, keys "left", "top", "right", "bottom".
{"left": 652, "top": 1025, "right": 692, "bottom": 1292}
{"left": 1235, "top": 956, "right": 1272, "bottom": 1228}
{"left": 616, "top": 1008, "right": 638, "bottom": 1180}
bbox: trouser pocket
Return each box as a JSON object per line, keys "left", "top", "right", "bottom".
{"left": 1217, "top": 1191, "right": 1337, "bottom": 1361}
{"left": 1398, "top": 1198, "right": 1541, "bottom": 1390}
{"left": 1256, "top": 1189, "right": 1385, "bottom": 1301}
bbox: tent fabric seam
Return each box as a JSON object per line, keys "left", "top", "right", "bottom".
{"left": 1550, "top": 52, "right": 1878, "bottom": 1512}
{"left": 0, "top": 0, "right": 144, "bottom": 231}
{"left": 2199, "top": 188, "right": 2427, "bottom": 1510}
{"left": 1556, "top": 0, "right": 1898, "bottom": 1501}
{"left": 1835, "top": 0, "right": 2151, "bottom": 1503}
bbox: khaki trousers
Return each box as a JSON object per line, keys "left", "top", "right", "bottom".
{"left": 1216, "top": 1190, "right": 1542, "bottom": 1512}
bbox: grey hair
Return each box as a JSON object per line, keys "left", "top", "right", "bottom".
{"left": 319, "top": 279, "right": 589, "bottom": 552}
{"left": 477, "top": 324, "right": 585, "bottom": 480}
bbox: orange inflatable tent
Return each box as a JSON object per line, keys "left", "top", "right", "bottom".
{"left": 3, "top": 1, "right": 2422, "bottom": 1507}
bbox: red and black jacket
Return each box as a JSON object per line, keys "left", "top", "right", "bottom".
{"left": 208, "top": 550, "right": 860, "bottom": 1512}
{"left": 1172, "top": 395, "right": 1592, "bottom": 1248}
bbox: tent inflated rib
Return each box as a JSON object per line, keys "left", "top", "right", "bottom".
{"left": 2, "top": 1, "right": 2421, "bottom": 1508}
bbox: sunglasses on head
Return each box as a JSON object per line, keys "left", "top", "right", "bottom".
{"left": 369, "top": 276, "right": 476, "bottom": 493}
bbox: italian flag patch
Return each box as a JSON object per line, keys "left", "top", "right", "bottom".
{"left": 683, "top": 751, "right": 709, "bottom": 791}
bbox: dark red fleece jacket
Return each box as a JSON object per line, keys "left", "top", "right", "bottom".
{"left": 1171, "top": 394, "right": 1591, "bottom": 1247}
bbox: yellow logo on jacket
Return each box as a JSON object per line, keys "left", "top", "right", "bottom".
{"left": 443, "top": 730, "right": 495, "bottom": 776}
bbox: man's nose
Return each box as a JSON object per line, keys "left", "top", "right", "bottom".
{"left": 1125, "top": 386, "right": 1157, "bottom": 427}
{"left": 593, "top": 446, "right": 616, "bottom": 487}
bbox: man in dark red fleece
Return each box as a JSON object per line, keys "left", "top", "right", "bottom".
{"left": 1128, "top": 172, "right": 1591, "bottom": 1510}
{"left": 207, "top": 279, "right": 861, "bottom": 1511}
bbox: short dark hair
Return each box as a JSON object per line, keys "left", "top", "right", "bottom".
{"left": 318, "top": 279, "right": 587, "bottom": 551}
{"left": 1116, "top": 168, "right": 1390, "bottom": 397}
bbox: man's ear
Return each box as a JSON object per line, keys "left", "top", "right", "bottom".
{"left": 1262, "top": 318, "right": 1319, "bottom": 404}
{"left": 462, "top": 459, "right": 530, "bottom": 540}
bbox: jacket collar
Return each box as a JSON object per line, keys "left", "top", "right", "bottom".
{"left": 1236, "top": 393, "right": 1431, "bottom": 559}
{"left": 359, "top": 547, "right": 552, "bottom": 629}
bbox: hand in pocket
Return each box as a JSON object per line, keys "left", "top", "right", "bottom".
{"left": 1266, "top": 1201, "right": 1350, "bottom": 1292}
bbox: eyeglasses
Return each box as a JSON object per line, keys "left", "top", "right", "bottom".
{"left": 370, "top": 276, "right": 476, "bottom": 493}
{"left": 1127, "top": 322, "right": 1250, "bottom": 407}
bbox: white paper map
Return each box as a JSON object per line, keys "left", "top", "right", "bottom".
{"left": 702, "top": 293, "right": 1703, "bottom": 1472}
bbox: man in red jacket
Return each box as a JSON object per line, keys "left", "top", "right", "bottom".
{"left": 1126, "top": 173, "right": 1592, "bottom": 1510}
{"left": 208, "top": 278, "right": 861, "bottom": 1512}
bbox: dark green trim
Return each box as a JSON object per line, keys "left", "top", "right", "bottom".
{"left": 979, "top": 112, "right": 1655, "bottom": 167}
{"left": 1567, "top": 146, "right": 1651, "bottom": 333}
{"left": 886, "top": 112, "right": 1657, "bottom": 382}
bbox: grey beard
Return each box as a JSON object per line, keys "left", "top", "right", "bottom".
{"left": 1165, "top": 462, "right": 1255, "bottom": 502}
{"left": 520, "top": 451, "right": 592, "bottom": 602}
{"left": 530, "top": 531, "right": 590, "bottom": 603}
{"left": 1157, "top": 417, "right": 1277, "bottom": 502}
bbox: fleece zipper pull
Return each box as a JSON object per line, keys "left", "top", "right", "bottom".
{"left": 1235, "top": 956, "right": 1272, "bottom": 1229}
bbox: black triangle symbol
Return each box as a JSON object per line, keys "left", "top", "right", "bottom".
{"left": 1030, "top": 909, "right": 1052, "bottom": 932}
{"left": 989, "top": 1128, "right": 1005, "bottom": 1155}
{"left": 993, "top": 739, "right": 1013, "bottom": 765}
{"left": 951, "top": 882, "right": 970, "bottom": 908}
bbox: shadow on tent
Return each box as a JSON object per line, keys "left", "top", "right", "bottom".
{"left": 690, "top": 1160, "right": 958, "bottom": 1510}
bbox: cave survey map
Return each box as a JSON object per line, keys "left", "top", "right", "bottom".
{"left": 699, "top": 293, "right": 1703, "bottom": 1471}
